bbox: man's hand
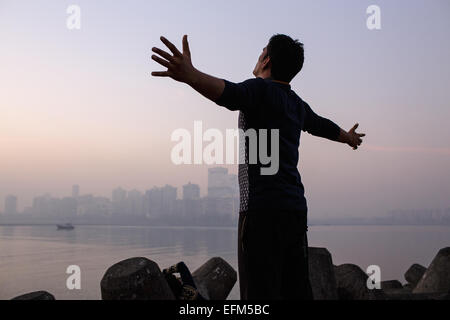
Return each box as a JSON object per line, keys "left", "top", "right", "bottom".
{"left": 151, "top": 35, "right": 197, "bottom": 84}
{"left": 150, "top": 35, "right": 225, "bottom": 101}
{"left": 344, "top": 123, "right": 365, "bottom": 150}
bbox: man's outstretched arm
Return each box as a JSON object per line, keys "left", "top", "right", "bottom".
{"left": 303, "top": 101, "right": 365, "bottom": 150}
{"left": 151, "top": 35, "right": 225, "bottom": 102}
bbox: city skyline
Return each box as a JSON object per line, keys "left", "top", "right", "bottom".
{"left": 1, "top": 169, "right": 238, "bottom": 213}
{"left": 0, "top": 167, "right": 240, "bottom": 227}
{"left": 3, "top": 178, "right": 450, "bottom": 225}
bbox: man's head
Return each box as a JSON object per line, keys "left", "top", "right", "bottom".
{"left": 252, "top": 34, "right": 304, "bottom": 83}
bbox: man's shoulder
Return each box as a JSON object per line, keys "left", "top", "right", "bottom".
{"left": 239, "top": 77, "right": 299, "bottom": 94}
{"left": 240, "top": 77, "right": 268, "bottom": 87}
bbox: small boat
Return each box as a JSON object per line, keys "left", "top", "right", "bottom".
{"left": 57, "top": 223, "right": 74, "bottom": 230}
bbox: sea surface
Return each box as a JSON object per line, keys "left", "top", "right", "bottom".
{"left": 1, "top": 225, "right": 449, "bottom": 300}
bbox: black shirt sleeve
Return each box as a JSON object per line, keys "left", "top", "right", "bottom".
{"left": 302, "top": 101, "right": 340, "bottom": 141}
{"left": 214, "top": 77, "right": 266, "bottom": 112}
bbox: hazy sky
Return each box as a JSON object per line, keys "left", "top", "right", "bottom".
{"left": 1, "top": 0, "right": 449, "bottom": 218}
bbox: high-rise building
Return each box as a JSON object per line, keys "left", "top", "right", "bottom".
{"left": 112, "top": 187, "right": 127, "bottom": 202}
{"left": 60, "top": 197, "right": 77, "bottom": 217}
{"left": 228, "top": 174, "right": 239, "bottom": 197}
{"left": 5, "top": 195, "right": 18, "bottom": 215}
{"left": 204, "top": 196, "right": 234, "bottom": 216}
{"left": 32, "top": 194, "right": 51, "bottom": 216}
{"left": 127, "top": 189, "right": 145, "bottom": 216}
{"left": 206, "top": 167, "right": 239, "bottom": 221}
{"left": 183, "top": 182, "right": 200, "bottom": 200}
{"left": 180, "top": 182, "right": 202, "bottom": 220}
{"left": 76, "top": 195, "right": 110, "bottom": 216}
{"left": 146, "top": 187, "right": 163, "bottom": 217}
{"left": 112, "top": 187, "right": 127, "bottom": 215}
{"left": 162, "top": 185, "right": 177, "bottom": 215}
{"left": 72, "top": 184, "right": 80, "bottom": 198}
{"left": 208, "top": 167, "right": 233, "bottom": 198}
{"left": 145, "top": 185, "right": 177, "bottom": 217}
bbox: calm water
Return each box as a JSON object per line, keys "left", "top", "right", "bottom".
{"left": 1, "top": 225, "right": 449, "bottom": 300}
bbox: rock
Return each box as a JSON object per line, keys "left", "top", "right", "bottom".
{"left": 11, "top": 291, "right": 55, "bottom": 300}
{"left": 100, "top": 257, "right": 175, "bottom": 300}
{"left": 383, "top": 287, "right": 414, "bottom": 295}
{"left": 403, "top": 283, "right": 413, "bottom": 292}
{"left": 308, "top": 247, "right": 338, "bottom": 300}
{"left": 381, "top": 280, "right": 403, "bottom": 291}
{"left": 385, "top": 283, "right": 413, "bottom": 295}
{"left": 404, "top": 264, "right": 427, "bottom": 288}
{"left": 334, "top": 264, "right": 385, "bottom": 300}
{"left": 192, "top": 257, "right": 237, "bottom": 300}
{"left": 414, "top": 247, "right": 450, "bottom": 294}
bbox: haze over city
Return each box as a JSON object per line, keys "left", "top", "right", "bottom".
{"left": 1, "top": 0, "right": 450, "bottom": 219}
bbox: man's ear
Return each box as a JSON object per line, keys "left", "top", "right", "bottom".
{"left": 262, "top": 56, "right": 271, "bottom": 70}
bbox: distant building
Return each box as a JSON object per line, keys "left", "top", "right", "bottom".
{"left": 206, "top": 168, "right": 239, "bottom": 220}
{"left": 31, "top": 194, "right": 62, "bottom": 217}
{"left": 127, "top": 189, "right": 145, "bottom": 216}
{"left": 204, "top": 196, "right": 234, "bottom": 216}
{"left": 145, "top": 185, "right": 177, "bottom": 217}
{"left": 112, "top": 187, "right": 127, "bottom": 215}
{"left": 60, "top": 197, "right": 77, "bottom": 217}
{"left": 208, "top": 167, "right": 233, "bottom": 198}
{"left": 5, "top": 195, "right": 18, "bottom": 215}
{"left": 146, "top": 187, "right": 163, "bottom": 217}
{"left": 77, "top": 195, "right": 110, "bottom": 216}
{"left": 228, "top": 174, "right": 239, "bottom": 198}
{"left": 112, "top": 187, "right": 127, "bottom": 202}
{"left": 183, "top": 182, "right": 200, "bottom": 200}
{"left": 76, "top": 194, "right": 93, "bottom": 216}
{"left": 22, "top": 206, "right": 32, "bottom": 215}
{"left": 72, "top": 184, "right": 80, "bottom": 198}
{"left": 32, "top": 194, "right": 51, "bottom": 216}
{"left": 175, "top": 198, "right": 201, "bottom": 221}
{"left": 162, "top": 185, "right": 177, "bottom": 215}
{"left": 180, "top": 183, "right": 201, "bottom": 221}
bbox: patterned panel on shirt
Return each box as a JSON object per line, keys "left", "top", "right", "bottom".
{"left": 238, "top": 111, "right": 249, "bottom": 213}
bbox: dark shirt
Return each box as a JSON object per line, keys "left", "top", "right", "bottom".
{"left": 215, "top": 77, "right": 340, "bottom": 214}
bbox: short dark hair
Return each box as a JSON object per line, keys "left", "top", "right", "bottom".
{"left": 266, "top": 34, "right": 304, "bottom": 82}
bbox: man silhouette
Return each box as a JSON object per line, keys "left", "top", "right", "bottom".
{"left": 151, "top": 34, "right": 365, "bottom": 300}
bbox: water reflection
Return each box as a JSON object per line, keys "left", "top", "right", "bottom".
{"left": 1, "top": 225, "right": 449, "bottom": 300}
{"left": 0, "top": 225, "right": 238, "bottom": 258}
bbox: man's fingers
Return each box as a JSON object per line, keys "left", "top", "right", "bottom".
{"left": 151, "top": 71, "right": 171, "bottom": 77}
{"left": 151, "top": 55, "right": 170, "bottom": 68}
{"left": 350, "top": 123, "right": 359, "bottom": 132}
{"left": 152, "top": 47, "right": 174, "bottom": 62}
{"left": 182, "top": 34, "right": 190, "bottom": 56}
{"left": 160, "top": 36, "right": 182, "bottom": 57}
